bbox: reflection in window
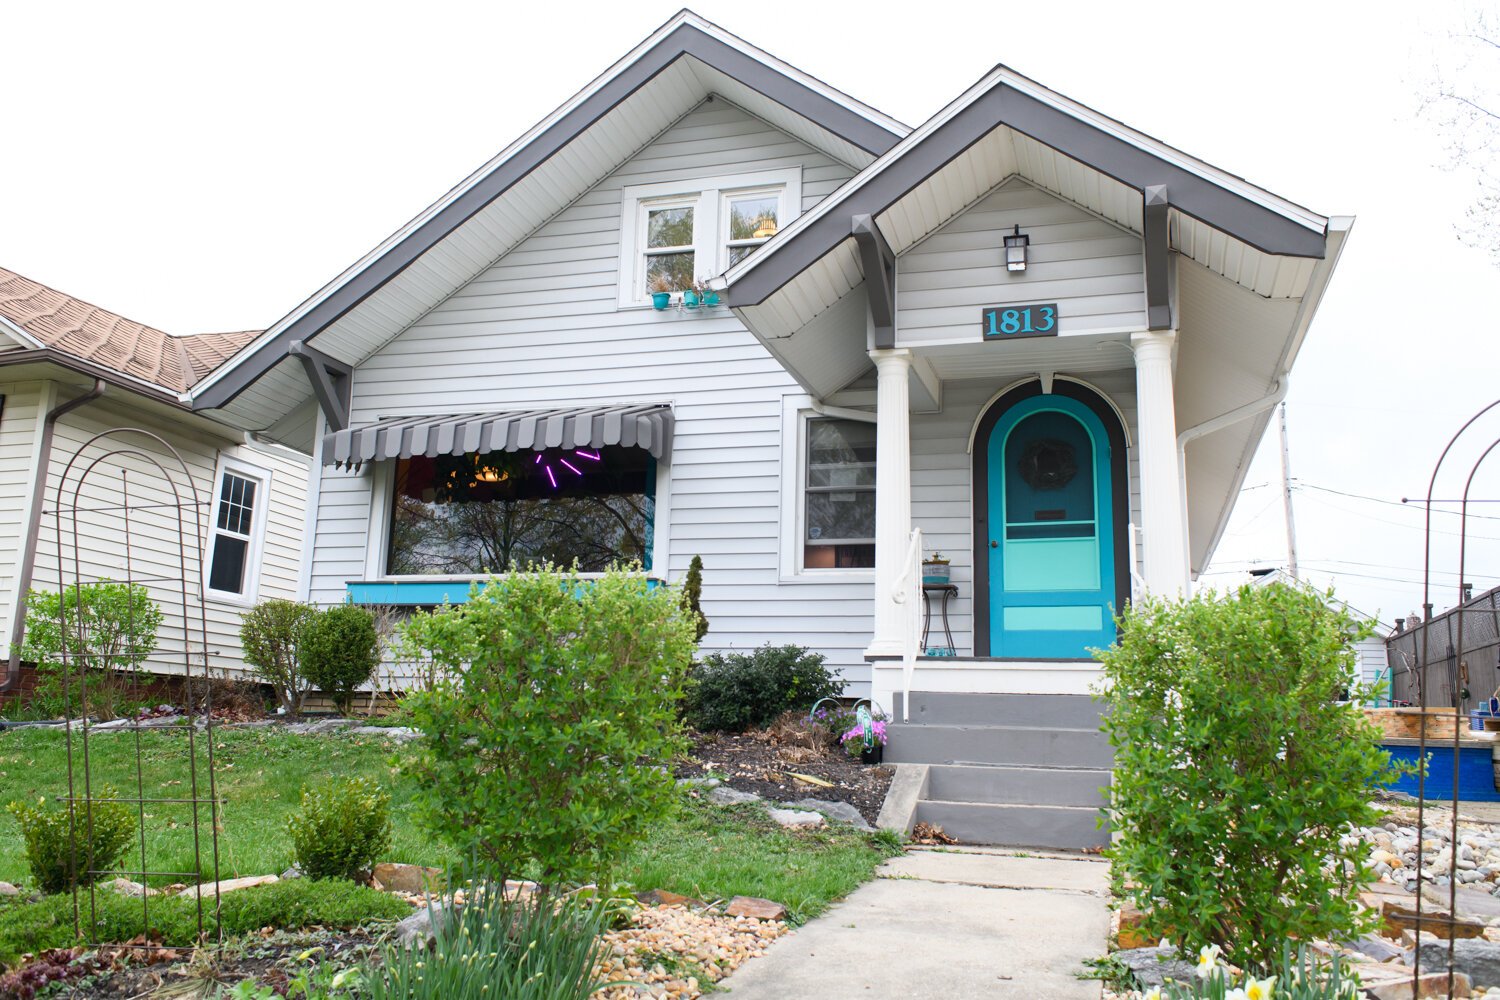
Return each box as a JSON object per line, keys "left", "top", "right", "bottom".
{"left": 803, "top": 418, "right": 876, "bottom": 569}
{"left": 726, "top": 191, "right": 780, "bottom": 265}
{"left": 387, "top": 446, "right": 654, "bottom": 575}
{"left": 644, "top": 203, "right": 695, "bottom": 293}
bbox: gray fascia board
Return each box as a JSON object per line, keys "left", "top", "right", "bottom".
{"left": 191, "top": 23, "right": 903, "bottom": 413}
{"left": 729, "top": 81, "right": 1328, "bottom": 309}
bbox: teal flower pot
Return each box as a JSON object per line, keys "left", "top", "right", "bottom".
{"left": 704, "top": 290, "right": 721, "bottom": 308}
{"left": 651, "top": 292, "right": 671, "bottom": 310}
{"left": 683, "top": 289, "right": 700, "bottom": 309}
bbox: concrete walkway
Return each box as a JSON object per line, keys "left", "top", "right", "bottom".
{"left": 719, "top": 847, "right": 1110, "bottom": 999}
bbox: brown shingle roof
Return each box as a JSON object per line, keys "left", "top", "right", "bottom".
{"left": 0, "top": 267, "right": 259, "bottom": 393}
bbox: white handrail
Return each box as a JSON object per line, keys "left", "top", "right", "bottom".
{"left": 893, "top": 527, "right": 923, "bottom": 721}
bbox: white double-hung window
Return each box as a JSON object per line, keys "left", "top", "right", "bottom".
{"left": 618, "top": 168, "right": 801, "bottom": 307}
{"left": 204, "top": 456, "right": 270, "bottom": 604}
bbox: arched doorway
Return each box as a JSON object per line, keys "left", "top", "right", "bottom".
{"left": 973, "top": 383, "right": 1128, "bottom": 659}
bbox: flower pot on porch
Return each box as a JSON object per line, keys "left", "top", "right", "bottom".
{"left": 860, "top": 746, "right": 883, "bottom": 765}
{"left": 922, "top": 560, "right": 950, "bottom": 585}
{"left": 683, "top": 289, "right": 700, "bottom": 309}
{"left": 651, "top": 291, "right": 671, "bottom": 310}
{"left": 703, "top": 290, "right": 721, "bottom": 308}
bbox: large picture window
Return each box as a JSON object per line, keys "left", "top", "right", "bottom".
{"left": 387, "top": 445, "right": 655, "bottom": 575}
{"left": 803, "top": 418, "right": 875, "bottom": 569}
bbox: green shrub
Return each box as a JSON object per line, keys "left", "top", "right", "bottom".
{"left": 684, "top": 644, "right": 843, "bottom": 732}
{"left": 371, "top": 881, "right": 620, "bottom": 1000}
{"left": 300, "top": 605, "right": 380, "bottom": 715}
{"left": 7, "top": 786, "right": 136, "bottom": 894}
{"left": 1099, "top": 582, "right": 1398, "bottom": 970}
{"left": 0, "top": 878, "right": 409, "bottom": 968}
{"left": 20, "top": 583, "right": 163, "bottom": 721}
{"left": 240, "top": 599, "right": 318, "bottom": 715}
{"left": 287, "top": 776, "right": 393, "bottom": 882}
{"left": 681, "top": 555, "right": 708, "bottom": 642}
{"left": 399, "top": 566, "right": 696, "bottom": 885}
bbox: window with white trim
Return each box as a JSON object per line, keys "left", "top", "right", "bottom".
{"left": 803, "top": 418, "right": 876, "bottom": 569}
{"left": 205, "top": 458, "right": 270, "bottom": 603}
{"left": 618, "top": 169, "right": 802, "bottom": 307}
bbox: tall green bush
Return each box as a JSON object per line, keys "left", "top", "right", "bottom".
{"left": 299, "top": 605, "right": 380, "bottom": 715}
{"left": 1099, "top": 582, "right": 1398, "bottom": 969}
{"left": 239, "top": 599, "right": 318, "bottom": 715}
{"left": 21, "top": 583, "right": 163, "bottom": 720}
{"left": 287, "top": 776, "right": 392, "bottom": 882}
{"left": 399, "top": 566, "right": 696, "bottom": 885}
{"left": 684, "top": 644, "right": 843, "bottom": 732}
{"left": 681, "top": 554, "right": 708, "bottom": 642}
{"left": 8, "top": 786, "right": 136, "bottom": 894}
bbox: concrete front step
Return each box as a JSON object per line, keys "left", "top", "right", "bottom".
{"left": 926, "top": 763, "right": 1110, "bottom": 808}
{"left": 915, "top": 800, "right": 1109, "bottom": 850}
{"left": 885, "top": 723, "right": 1114, "bottom": 769}
{"left": 894, "top": 691, "right": 1103, "bottom": 729}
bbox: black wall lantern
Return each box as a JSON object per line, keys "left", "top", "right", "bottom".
{"left": 1004, "top": 224, "right": 1030, "bottom": 273}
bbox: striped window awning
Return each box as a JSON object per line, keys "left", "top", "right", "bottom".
{"left": 323, "top": 403, "right": 674, "bottom": 470}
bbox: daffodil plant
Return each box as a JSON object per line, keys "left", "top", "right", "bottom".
{"left": 1146, "top": 943, "right": 1361, "bottom": 1000}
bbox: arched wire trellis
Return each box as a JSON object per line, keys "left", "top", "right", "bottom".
{"left": 51, "top": 427, "right": 221, "bottom": 948}
{"left": 1411, "top": 398, "right": 1500, "bottom": 998}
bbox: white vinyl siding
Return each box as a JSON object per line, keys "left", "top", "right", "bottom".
{"left": 305, "top": 100, "right": 873, "bottom": 688}
{"left": 896, "top": 177, "right": 1147, "bottom": 347}
{"left": 13, "top": 388, "right": 308, "bottom": 677}
{"left": 0, "top": 381, "right": 50, "bottom": 657}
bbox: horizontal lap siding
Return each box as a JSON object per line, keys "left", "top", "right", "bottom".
{"left": 27, "top": 392, "right": 308, "bottom": 678}
{"left": 909, "top": 373, "right": 1140, "bottom": 656}
{"left": 309, "top": 102, "right": 878, "bottom": 690}
{"left": 0, "top": 382, "right": 47, "bottom": 656}
{"left": 896, "top": 178, "right": 1146, "bottom": 344}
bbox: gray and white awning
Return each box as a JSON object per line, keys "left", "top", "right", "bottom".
{"left": 323, "top": 403, "right": 674, "bottom": 470}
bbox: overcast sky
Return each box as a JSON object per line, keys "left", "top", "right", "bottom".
{"left": 4, "top": 0, "right": 1498, "bottom": 630}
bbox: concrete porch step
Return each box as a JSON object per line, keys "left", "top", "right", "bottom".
{"left": 926, "top": 763, "right": 1110, "bottom": 808}
{"left": 894, "top": 691, "right": 1104, "bottom": 729}
{"left": 885, "top": 723, "right": 1114, "bottom": 769}
{"left": 914, "top": 800, "right": 1109, "bottom": 850}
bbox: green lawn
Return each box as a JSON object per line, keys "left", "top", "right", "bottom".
{"left": 0, "top": 727, "right": 893, "bottom": 924}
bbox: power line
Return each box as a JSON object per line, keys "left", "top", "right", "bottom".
{"left": 1296, "top": 492, "right": 1500, "bottom": 542}
{"left": 1298, "top": 482, "right": 1500, "bottom": 521}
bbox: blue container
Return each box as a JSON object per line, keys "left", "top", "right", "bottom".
{"left": 1470, "top": 709, "right": 1499, "bottom": 732}
{"left": 651, "top": 291, "right": 671, "bottom": 310}
{"left": 1381, "top": 739, "right": 1500, "bottom": 802}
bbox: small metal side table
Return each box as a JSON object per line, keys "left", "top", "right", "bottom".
{"left": 921, "top": 583, "right": 958, "bottom": 655}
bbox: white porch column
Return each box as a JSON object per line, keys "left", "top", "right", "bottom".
{"left": 866, "top": 348, "right": 913, "bottom": 657}
{"left": 1132, "top": 330, "right": 1190, "bottom": 595}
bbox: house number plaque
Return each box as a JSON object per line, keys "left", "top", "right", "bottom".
{"left": 981, "top": 303, "right": 1058, "bottom": 340}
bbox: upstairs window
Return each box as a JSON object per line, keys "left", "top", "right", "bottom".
{"left": 618, "top": 168, "right": 801, "bottom": 307}
{"left": 205, "top": 458, "right": 269, "bottom": 603}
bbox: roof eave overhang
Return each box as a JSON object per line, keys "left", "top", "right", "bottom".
{"left": 0, "top": 348, "right": 191, "bottom": 408}
{"left": 726, "top": 70, "right": 1330, "bottom": 310}
{"left": 189, "top": 13, "right": 907, "bottom": 413}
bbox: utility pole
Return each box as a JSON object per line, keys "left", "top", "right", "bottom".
{"left": 1278, "top": 401, "right": 1299, "bottom": 579}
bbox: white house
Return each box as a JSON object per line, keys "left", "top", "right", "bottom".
{"left": 184, "top": 12, "right": 1351, "bottom": 845}
{"left": 0, "top": 267, "right": 310, "bottom": 688}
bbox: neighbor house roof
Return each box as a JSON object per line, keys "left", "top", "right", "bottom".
{"left": 186, "top": 8, "right": 909, "bottom": 425}
{"left": 0, "top": 266, "right": 260, "bottom": 395}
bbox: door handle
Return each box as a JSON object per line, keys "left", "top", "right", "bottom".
{"left": 990, "top": 539, "right": 999, "bottom": 549}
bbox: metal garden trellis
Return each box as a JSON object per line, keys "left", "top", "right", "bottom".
{"left": 1409, "top": 398, "right": 1500, "bottom": 999}
{"left": 50, "top": 426, "right": 222, "bottom": 949}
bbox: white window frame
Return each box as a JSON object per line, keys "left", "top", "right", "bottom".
{"left": 778, "top": 394, "right": 877, "bottom": 583}
{"left": 617, "top": 168, "right": 802, "bottom": 308}
{"left": 204, "top": 454, "right": 272, "bottom": 606}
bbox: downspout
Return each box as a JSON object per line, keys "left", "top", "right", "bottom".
{"left": 3, "top": 380, "right": 107, "bottom": 691}
{"left": 1174, "top": 376, "right": 1289, "bottom": 580}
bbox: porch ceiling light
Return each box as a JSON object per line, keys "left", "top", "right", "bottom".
{"left": 1004, "top": 224, "right": 1030, "bottom": 273}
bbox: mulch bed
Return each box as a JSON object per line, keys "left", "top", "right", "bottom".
{"left": 678, "top": 729, "right": 893, "bottom": 825}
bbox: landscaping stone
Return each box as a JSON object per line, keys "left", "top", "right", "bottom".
{"left": 280, "top": 865, "right": 302, "bottom": 880}
{"left": 284, "top": 718, "right": 355, "bottom": 735}
{"left": 767, "top": 808, "right": 824, "bottom": 829}
{"left": 725, "top": 896, "right": 787, "bottom": 920}
{"left": 348, "top": 726, "right": 420, "bottom": 742}
{"left": 1387, "top": 902, "right": 1488, "bottom": 939}
{"left": 637, "top": 888, "right": 707, "bottom": 909}
{"left": 708, "top": 785, "right": 761, "bottom": 806}
{"left": 1350, "top": 932, "right": 1406, "bottom": 962}
{"left": 372, "top": 862, "right": 443, "bottom": 894}
{"left": 782, "top": 798, "right": 873, "bottom": 831}
{"left": 0, "top": 882, "right": 18, "bottom": 897}
{"left": 105, "top": 877, "right": 158, "bottom": 898}
{"left": 1112, "top": 946, "right": 1197, "bottom": 989}
{"left": 395, "top": 902, "right": 450, "bottom": 947}
{"left": 593, "top": 901, "right": 787, "bottom": 1000}
{"left": 1418, "top": 938, "right": 1500, "bottom": 989}
{"left": 186, "top": 874, "right": 278, "bottom": 899}
{"left": 677, "top": 777, "right": 721, "bottom": 790}
{"left": 1364, "top": 970, "right": 1472, "bottom": 999}
{"left": 1115, "top": 901, "right": 1159, "bottom": 950}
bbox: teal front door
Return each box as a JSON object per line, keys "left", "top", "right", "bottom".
{"left": 986, "top": 395, "right": 1116, "bottom": 658}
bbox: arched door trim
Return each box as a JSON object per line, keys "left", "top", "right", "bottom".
{"left": 972, "top": 380, "right": 1130, "bottom": 658}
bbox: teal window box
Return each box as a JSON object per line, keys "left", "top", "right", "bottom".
{"left": 346, "top": 576, "right": 663, "bottom": 606}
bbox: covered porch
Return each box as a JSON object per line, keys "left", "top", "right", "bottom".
{"left": 719, "top": 63, "right": 1350, "bottom": 711}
